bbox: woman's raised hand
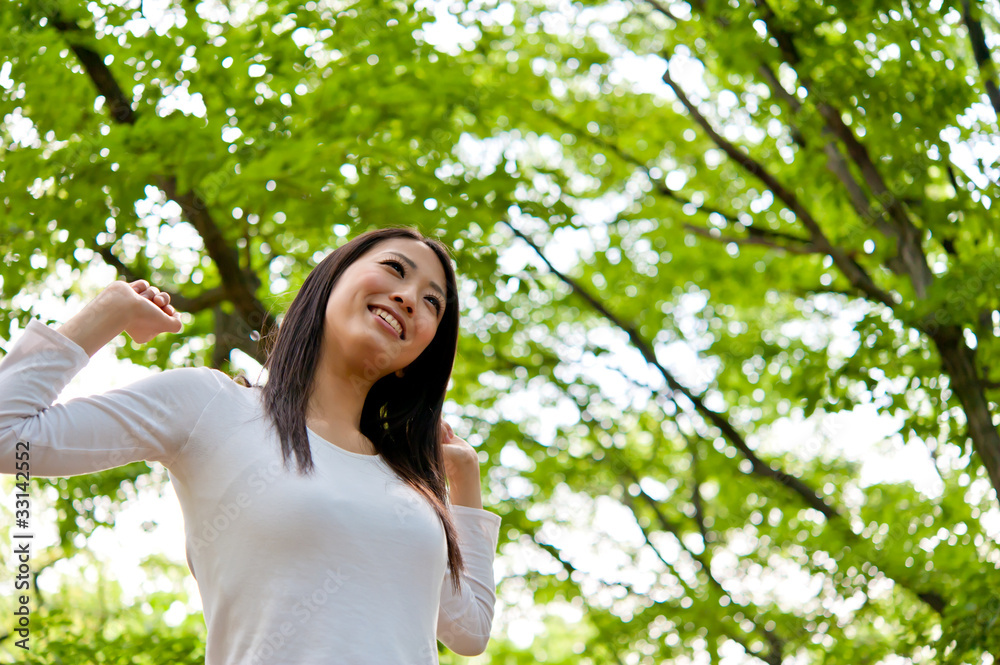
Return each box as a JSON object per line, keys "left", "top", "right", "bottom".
{"left": 119, "top": 279, "right": 183, "bottom": 344}
{"left": 437, "top": 417, "right": 484, "bottom": 509}
{"left": 56, "top": 279, "right": 183, "bottom": 358}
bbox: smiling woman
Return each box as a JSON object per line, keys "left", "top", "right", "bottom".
{"left": 303, "top": 234, "right": 452, "bottom": 445}
{"left": 0, "top": 226, "right": 502, "bottom": 664}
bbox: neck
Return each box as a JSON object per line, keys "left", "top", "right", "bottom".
{"left": 305, "top": 342, "right": 377, "bottom": 441}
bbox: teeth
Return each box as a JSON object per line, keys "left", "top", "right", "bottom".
{"left": 372, "top": 307, "right": 403, "bottom": 338}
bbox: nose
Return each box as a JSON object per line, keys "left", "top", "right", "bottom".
{"left": 392, "top": 293, "right": 414, "bottom": 315}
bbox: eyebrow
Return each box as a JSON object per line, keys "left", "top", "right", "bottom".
{"left": 385, "top": 252, "right": 446, "bottom": 301}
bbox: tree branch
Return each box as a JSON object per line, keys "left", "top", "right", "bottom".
{"left": 683, "top": 222, "right": 821, "bottom": 255}
{"left": 750, "top": 0, "right": 935, "bottom": 298}
{"left": 51, "top": 21, "right": 135, "bottom": 125}
{"left": 155, "top": 174, "right": 272, "bottom": 346}
{"left": 757, "top": 54, "right": 930, "bottom": 277}
{"left": 501, "top": 218, "right": 841, "bottom": 520}
{"left": 544, "top": 111, "right": 788, "bottom": 241}
{"left": 505, "top": 217, "right": 955, "bottom": 613}
{"left": 660, "top": 62, "right": 898, "bottom": 310}
{"left": 620, "top": 465, "right": 784, "bottom": 665}
{"left": 683, "top": 430, "right": 711, "bottom": 549}
{"left": 640, "top": 0, "right": 682, "bottom": 24}
{"left": 961, "top": 0, "right": 1000, "bottom": 118}
{"left": 50, "top": 17, "right": 277, "bottom": 364}
{"left": 747, "top": 0, "right": 1000, "bottom": 508}
{"left": 756, "top": 62, "right": 806, "bottom": 147}
{"left": 922, "top": 319, "right": 1000, "bottom": 504}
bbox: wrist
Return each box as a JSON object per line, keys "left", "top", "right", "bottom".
{"left": 447, "top": 462, "right": 484, "bottom": 507}
{"left": 448, "top": 480, "right": 483, "bottom": 510}
{"left": 57, "top": 283, "right": 134, "bottom": 357}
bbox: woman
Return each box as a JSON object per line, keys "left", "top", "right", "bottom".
{"left": 0, "top": 226, "right": 502, "bottom": 664}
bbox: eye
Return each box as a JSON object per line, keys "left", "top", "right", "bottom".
{"left": 381, "top": 259, "right": 405, "bottom": 276}
{"left": 427, "top": 295, "right": 442, "bottom": 316}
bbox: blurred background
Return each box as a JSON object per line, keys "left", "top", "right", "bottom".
{"left": 2, "top": 0, "right": 1000, "bottom": 663}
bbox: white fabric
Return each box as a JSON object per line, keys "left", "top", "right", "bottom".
{"left": 0, "top": 318, "right": 503, "bottom": 663}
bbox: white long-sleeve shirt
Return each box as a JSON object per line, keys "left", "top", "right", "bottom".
{"left": 0, "top": 318, "right": 503, "bottom": 664}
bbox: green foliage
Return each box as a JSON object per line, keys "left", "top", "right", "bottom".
{"left": 2, "top": 0, "right": 1000, "bottom": 663}
{"left": 0, "top": 550, "right": 205, "bottom": 663}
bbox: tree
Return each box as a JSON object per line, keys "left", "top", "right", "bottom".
{"left": 2, "top": 0, "right": 1000, "bottom": 663}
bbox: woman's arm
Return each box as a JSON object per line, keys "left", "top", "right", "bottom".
{"left": 436, "top": 417, "right": 501, "bottom": 655}
{"left": 0, "top": 279, "right": 224, "bottom": 477}
{"left": 436, "top": 505, "right": 503, "bottom": 656}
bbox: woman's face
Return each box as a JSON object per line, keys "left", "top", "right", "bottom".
{"left": 321, "top": 237, "right": 449, "bottom": 380}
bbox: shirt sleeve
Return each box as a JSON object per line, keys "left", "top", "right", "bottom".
{"left": 0, "top": 318, "right": 226, "bottom": 477}
{"left": 436, "top": 504, "right": 503, "bottom": 657}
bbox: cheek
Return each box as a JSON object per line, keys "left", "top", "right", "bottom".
{"left": 358, "top": 271, "right": 392, "bottom": 292}
{"left": 325, "top": 293, "right": 346, "bottom": 320}
{"left": 409, "top": 319, "right": 429, "bottom": 345}
{"left": 423, "top": 318, "right": 442, "bottom": 344}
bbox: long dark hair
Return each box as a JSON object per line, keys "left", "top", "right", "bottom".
{"left": 257, "top": 226, "right": 467, "bottom": 593}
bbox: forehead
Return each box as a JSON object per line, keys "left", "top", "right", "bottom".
{"left": 367, "top": 238, "right": 446, "bottom": 281}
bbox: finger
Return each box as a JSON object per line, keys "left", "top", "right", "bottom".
{"left": 130, "top": 279, "right": 148, "bottom": 292}
{"left": 156, "top": 305, "right": 182, "bottom": 327}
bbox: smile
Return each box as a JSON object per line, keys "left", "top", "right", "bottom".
{"left": 369, "top": 306, "right": 404, "bottom": 339}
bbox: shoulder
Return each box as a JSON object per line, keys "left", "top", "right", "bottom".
{"left": 107, "top": 366, "right": 269, "bottom": 440}
{"left": 177, "top": 366, "right": 262, "bottom": 401}
{"left": 122, "top": 365, "right": 249, "bottom": 407}
{"left": 145, "top": 367, "right": 264, "bottom": 435}
{"left": 158, "top": 365, "right": 253, "bottom": 385}
{"left": 195, "top": 367, "right": 265, "bottom": 412}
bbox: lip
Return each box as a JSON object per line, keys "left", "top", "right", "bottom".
{"left": 369, "top": 305, "right": 405, "bottom": 339}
